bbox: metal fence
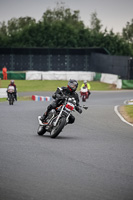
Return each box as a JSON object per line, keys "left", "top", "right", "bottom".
{"left": 0, "top": 48, "right": 131, "bottom": 79}
{"left": 91, "top": 53, "right": 130, "bottom": 79}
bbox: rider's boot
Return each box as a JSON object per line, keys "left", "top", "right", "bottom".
{"left": 40, "top": 112, "right": 48, "bottom": 124}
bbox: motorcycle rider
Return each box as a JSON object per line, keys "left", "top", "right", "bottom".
{"left": 80, "top": 80, "right": 91, "bottom": 98}
{"left": 7, "top": 80, "right": 17, "bottom": 101}
{"left": 40, "top": 79, "right": 82, "bottom": 124}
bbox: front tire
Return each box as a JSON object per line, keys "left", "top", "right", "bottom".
{"left": 11, "top": 98, "right": 14, "bottom": 105}
{"left": 9, "top": 94, "right": 12, "bottom": 105}
{"left": 9, "top": 94, "right": 14, "bottom": 105}
{"left": 82, "top": 95, "right": 86, "bottom": 102}
{"left": 50, "top": 117, "right": 66, "bottom": 138}
{"left": 37, "top": 125, "right": 46, "bottom": 136}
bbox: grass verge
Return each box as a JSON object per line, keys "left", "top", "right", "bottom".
{"left": 119, "top": 105, "right": 133, "bottom": 124}
{"left": 0, "top": 80, "right": 117, "bottom": 92}
{"left": 0, "top": 96, "right": 32, "bottom": 102}
{"left": 125, "top": 105, "right": 133, "bottom": 119}
{"left": 0, "top": 98, "right": 6, "bottom": 102}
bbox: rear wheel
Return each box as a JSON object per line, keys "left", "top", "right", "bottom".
{"left": 50, "top": 117, "right": 66, "bottom": 138}
{"left": 37, "top": 125, "right": 46, "bottom": 135}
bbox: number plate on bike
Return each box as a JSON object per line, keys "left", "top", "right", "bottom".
{"left": 65, "top": 102, "right": 74, "bottom": 111}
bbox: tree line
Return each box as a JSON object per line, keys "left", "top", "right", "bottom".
{"left": 0, "top": 3, "right": 133, "bottom": 56}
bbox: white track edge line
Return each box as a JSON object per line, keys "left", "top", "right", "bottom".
{"left": 114, "top": 105, "right": 133, "bottom": 127}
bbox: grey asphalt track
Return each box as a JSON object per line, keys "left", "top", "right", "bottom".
{"left": 0, "top": 91, "right": 133, "bottom": 200}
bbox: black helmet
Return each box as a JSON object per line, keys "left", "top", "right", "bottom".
{"left": 67, "top": 79, "right": 78, "bottom": 92}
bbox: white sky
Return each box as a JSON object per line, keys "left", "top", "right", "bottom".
{"left": 0, "top": 0, "right": 133, "bottom": 33}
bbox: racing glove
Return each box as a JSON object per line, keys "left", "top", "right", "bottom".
{"left": 75, "top": 106, "right": 82, "bottom": 114}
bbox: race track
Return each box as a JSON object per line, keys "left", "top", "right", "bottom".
{"left": 0, "top": 91, "right": 133, "bottom": 200}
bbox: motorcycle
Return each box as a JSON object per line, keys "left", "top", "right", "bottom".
{"left": 37, "top": 96, "right": 88, "bottom": 138}
{"left": 7, "top": 86, "right": 15, "bottom": 105}
{"left": 80, "top": 87, "right": 89, "bottom": 102}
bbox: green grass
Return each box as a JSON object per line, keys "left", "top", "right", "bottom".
{"left": 0, "top": 80, "right": 116, "bottom": 103}
{"left": 0, "top": 98, "right": 6, "bottom": 102}
{"left": 0, "top": 96, "right": 32, "bottom": 102}
{"left": 18, "top": 96, "right": 32, "bottom": 101}
{"left": 0, "top": 80, "right": 116, "bottom": 92}
{"left": 124, "top": 105, "right": 133, "bottom": 119}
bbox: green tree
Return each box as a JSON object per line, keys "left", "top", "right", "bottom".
{"left": 122, "top": 19, "right": 133, "bottom": 43}
{"left": 41, "top": 2, "right": 84, "bottom": 29}
{"left": 0, "top": 3, "right": 132, "bottom": 56}
{"left": 90, "top": 12, "right": 103, "bottom": 33}
{"left": 7, "top": 17, "right": 36, "bottom": 36}
{"left": 0, "top": 21, "right": 7, "bottom": 36}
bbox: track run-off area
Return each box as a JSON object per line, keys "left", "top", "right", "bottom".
{"left": 0, "top": 90, "right": 133, "bottom": 200}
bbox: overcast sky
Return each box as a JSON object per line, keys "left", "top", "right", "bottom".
{"left": 0, "top": 0, "right": 133, "bottom": 33}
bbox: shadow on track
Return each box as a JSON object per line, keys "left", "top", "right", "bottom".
{"left": 34, "top": 134, "right": 80, "bottom": 140}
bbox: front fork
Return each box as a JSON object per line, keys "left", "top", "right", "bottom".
{"left": 53, "top": 105, "right": 65, "bottom": 126}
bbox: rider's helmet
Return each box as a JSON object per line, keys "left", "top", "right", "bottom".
{"left": 10, "top": 80, "right": 14, "bottom": 84}
{"left": 67, "top": 79, "right": 78, "bottom": 92}
{"left": 84, "top": 80, "right": 87, "bottom": 84}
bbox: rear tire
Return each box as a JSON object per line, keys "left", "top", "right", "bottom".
{"left": 37, "top": 125, "right": 46, "bottom": 136}
{"left": 50, "top": 117, "right": 66, "bottom": 138}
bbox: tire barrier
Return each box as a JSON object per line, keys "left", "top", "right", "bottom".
{"left": 125, "top": 99, "right": 133, "bottom": 105}
{"left": 122, "top": 80, "right": 133, "bottom": 89}
{"left": 0, "top": 71, "right": 26, "bottom": 80}
{"left": 0, "top": 70, "right": 133, "bottom": 89}
{"left": 32, "top": 95, "right": 51, "bottom": 101}
{"left": 0, "top": 88, "right": 7, "bottom": 98}
{"left": 26, "top": 71, "right": 96, "bottom": 81}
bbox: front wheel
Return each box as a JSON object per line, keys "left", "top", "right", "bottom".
{"left": 9, "top": 94, "right": 14, "bottom": 105}
{"left": 82, "top": 95, "right": 86, "bottom": 102}
{"left": 37, "top": 125, "right": 46, "bottom": 136}
{"left": 50, "top": 117, "right": 66, "bottom": 138}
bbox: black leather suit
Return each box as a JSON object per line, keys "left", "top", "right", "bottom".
{"left": 43, "top": 87, "right": 82, "bottom": 124}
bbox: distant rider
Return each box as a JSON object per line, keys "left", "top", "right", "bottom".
{"left": 7, "top": 80, "right": 17, "bottom": 101}
{"left": 40, "top": 79, "right": 82, "bottom": 124}
{"left": 80, "top": 80, "right": 91, "bottom": 98}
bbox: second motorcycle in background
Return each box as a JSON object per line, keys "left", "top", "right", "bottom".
{"left": 80, "top": 80, "right": 91, "bottom": 102}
